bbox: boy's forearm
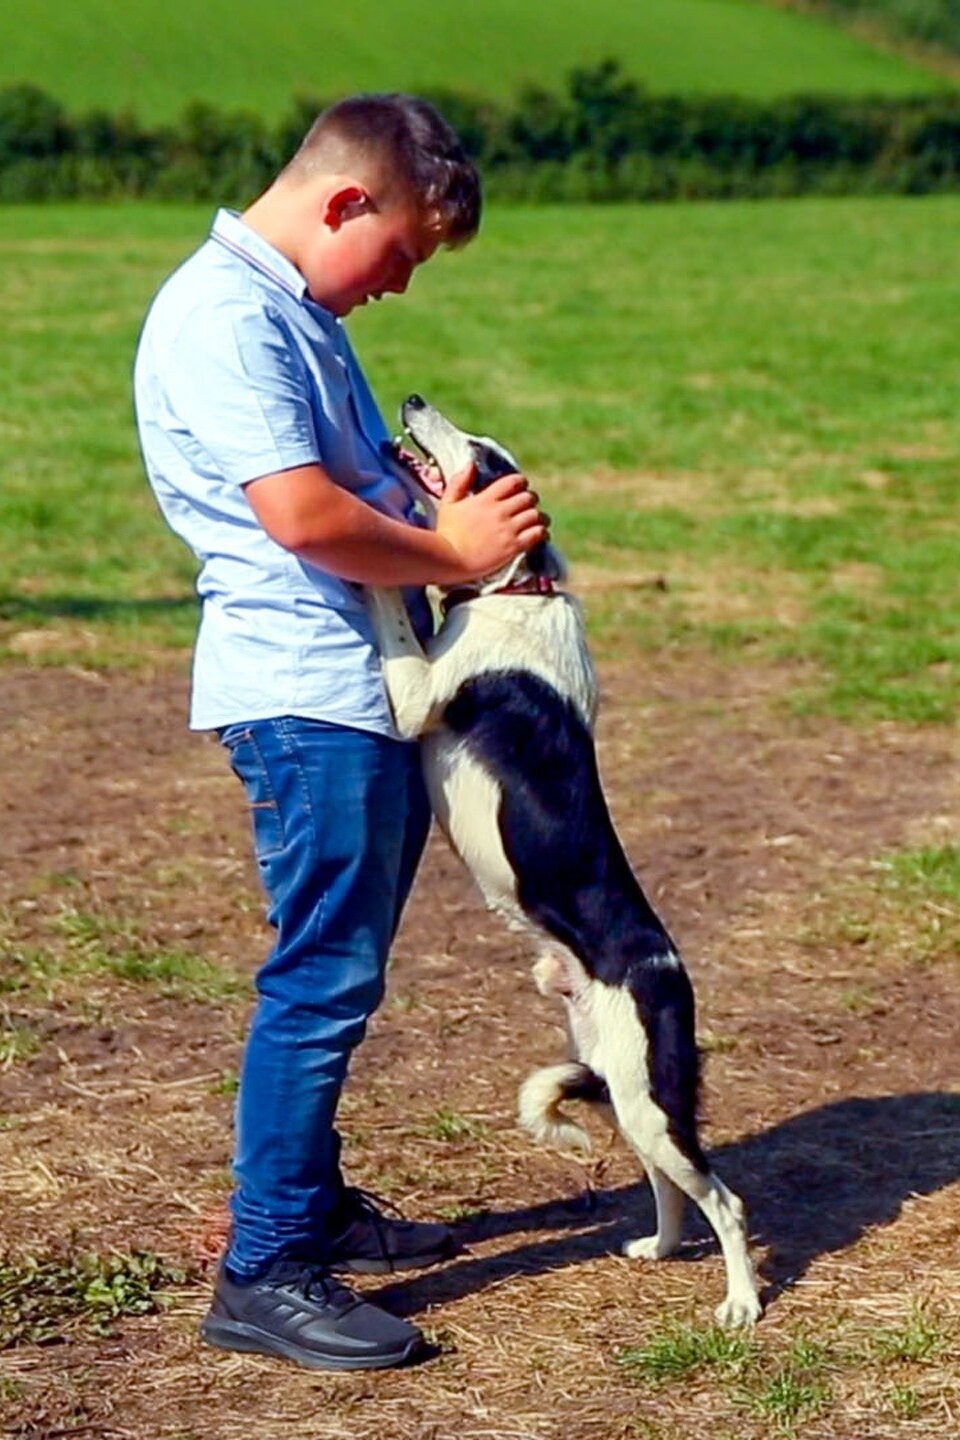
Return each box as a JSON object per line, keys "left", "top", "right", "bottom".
{"left": 244, "top": 461, "right": 546, "bottom": 588}
{"left": 243, "top": 464, "right": 467, "bottom": 587}
{"left": 293, "top": 505, "right": 467, "bottom": 587}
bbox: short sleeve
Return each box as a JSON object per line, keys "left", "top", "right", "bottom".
{"left": 161, "top": 301, "right": 323, "bottom": 487}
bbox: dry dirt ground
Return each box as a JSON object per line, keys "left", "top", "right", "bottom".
{"left": 0, "top": 655, "right": 958, "bottom": 1439}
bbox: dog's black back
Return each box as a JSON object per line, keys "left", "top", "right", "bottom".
{"left": 444, "top": 667, "right": 705, "bottom": 1170}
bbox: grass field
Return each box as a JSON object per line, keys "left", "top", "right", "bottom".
{"left": 0, "top": 0, "right": 948, "bottom": 121}
{"left": 1, "top": 195, "right": 958, "bottom": 721}
{"left": 1, "top": 195, "right": 958, "bottom": 1437}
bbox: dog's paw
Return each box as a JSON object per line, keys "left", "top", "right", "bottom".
{"left": 714, "top": 1291, "right": 762, "bottom": 1328}
{"left": 623, "top": 1234, "right": 677, "bottom": 1262}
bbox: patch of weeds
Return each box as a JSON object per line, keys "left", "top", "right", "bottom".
{"left": 739, "top": 1365, "right": 830, "bottom": 1430}
{"left": 202, "top": 1166, "right": 234, "bottom": 1193}
{"left": 865, "top": 1304, "right": 945, "bottom": 1364}
{"left": 41, "top": 870, "right": 84, "bottom": 891}
{"left": 616, "top": 1318, "right": 758, "bottom": 1384}
{"left": 886, "top": 1383, "right": 921, "bottom": 1419}
{"left": 435, "top": 1201, "right": 491, "bottom": 1222}
{"left": 0, "top": 938, "right": 62, "bottom": 1002}
{"left": 423, "top": 1108, "right": 488, "bottom": 1143}
{"left": 0, "top": 1011, "right": 41, "bottom": 1067}
{"left": 108, "top": 944, "right": 239, "bottom": 1000}
{"left": 878, "top": 844, "right": 960, "bottom": 964}
{"left": 731, "top": 1332, "right": 832, "bottom": 1431}
{"left": 888, "top": 843, "right": 960, "bottom": 904}
{"left": 54, "top": 906, "right": 242, "bottom": 1003}
{"left": 837, "top": 984, "right": 884, "bottom": 1015}
{"left": 420, "top": 1324, "right": 457, "bottom": 1356}
{"left": 208, "top": 1069, "right": 239, "bottom": 1096}
{"left": 366, "top": 1167, "right": 431, "bottom": 1198}
{"left": 699, "top": 1030, "right": 738, "bottom": 1055}
{"left": 805, "top": 841, "right": 960, "bottom": 972}
{"left": 0, "top": 1250, "right": 188, "bottom": 1348}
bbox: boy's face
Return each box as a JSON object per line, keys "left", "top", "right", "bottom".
{"left": 304, "top": 188, "right": 442, "bottom": 316}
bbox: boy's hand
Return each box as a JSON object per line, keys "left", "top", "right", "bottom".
{"left": 435, "top": 463, "right": 549, "bottom": 581}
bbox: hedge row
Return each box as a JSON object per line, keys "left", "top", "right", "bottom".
{"left": 813, "top": 0, "right": 960, "bottom": 53}
{"left": 2, "top": 62, "right": 960, "bottom": 203}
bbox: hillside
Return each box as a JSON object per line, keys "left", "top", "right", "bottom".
{"left": 1, "top": 0, "right": 948, "bottom": 124}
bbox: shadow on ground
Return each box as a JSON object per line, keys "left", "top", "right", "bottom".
{"left": 371, "top": 1091, "right": 960, "bottom": 1318}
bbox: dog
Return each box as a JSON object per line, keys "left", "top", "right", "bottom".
{"left": 367, "top": 394, "right": 761, "bottom": 1326}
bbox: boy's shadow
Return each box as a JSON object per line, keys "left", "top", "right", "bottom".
{"left": 370, "top": 1091, "right": 960, "bottom": 1317}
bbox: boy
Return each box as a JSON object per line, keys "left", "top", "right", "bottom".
{"left": 134, "top": 93, "right": 547, "bottom": 1372}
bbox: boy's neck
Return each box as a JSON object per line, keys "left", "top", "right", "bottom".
{"left": 242, "top": 180, "right": 310, "bottom": 272}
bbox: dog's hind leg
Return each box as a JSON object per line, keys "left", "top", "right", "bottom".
{"left": 593, "top": 992, "right": 760, "bottom": 1326}
{"left": 617, "top": 1110, "right": 760, "bottom": 1326}
{"left": 622, "top": 1165, "right": 685, "bottom": 1261}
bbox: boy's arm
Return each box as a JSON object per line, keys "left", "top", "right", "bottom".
{"left": 244, "top": 460, "right": 545, "bottom": 586}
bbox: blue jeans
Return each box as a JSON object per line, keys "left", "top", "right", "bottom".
{"left": 219, "top": 716, "right": 430, "bottom": 1279}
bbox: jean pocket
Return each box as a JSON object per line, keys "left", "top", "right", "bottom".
{"left": 222, "top": 726, "right": 285, "bottom": 862}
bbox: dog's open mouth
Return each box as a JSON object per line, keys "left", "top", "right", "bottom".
{"left": 382, "top": 436, "right": 447, "bottom": 499}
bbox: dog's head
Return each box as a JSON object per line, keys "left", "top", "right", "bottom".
{"left": 385, "top": 394, "right": 565, "bottom": 585}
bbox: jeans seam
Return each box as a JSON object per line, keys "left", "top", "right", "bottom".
{"left": 274, "top": 717, "right": 327, "bottom": 942}
{"left": 224, "top": 723, "right": 288, "bottom": 860}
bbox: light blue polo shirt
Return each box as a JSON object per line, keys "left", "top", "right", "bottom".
{"left": 133, "top": 208, "right": 430, "bottom": 735}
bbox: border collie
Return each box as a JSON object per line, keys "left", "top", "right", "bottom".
{"left": 368, "top": 395, "right": 761, "bottom": 1326}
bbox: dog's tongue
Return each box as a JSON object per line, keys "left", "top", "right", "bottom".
{"left": 385, "top": 439, "right": 446, "bottom": 498}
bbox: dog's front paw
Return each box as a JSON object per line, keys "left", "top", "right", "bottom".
{"left": 623, "top": 1234, "right": 677, "bottom": 1262}
{"left": 714, "top": 1291, "right": 762, "bottom": 1328}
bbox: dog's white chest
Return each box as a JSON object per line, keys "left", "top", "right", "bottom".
{"left": 427, "top": 592, "right": 597, "bottom": 727}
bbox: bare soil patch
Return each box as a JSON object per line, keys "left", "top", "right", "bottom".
{"left": 0, "top": 656, "right": 957, "bottom": 1439}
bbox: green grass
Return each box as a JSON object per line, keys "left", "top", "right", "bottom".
{"left": 0, "top": 902, "right": 243, "bottom": 1006}
{"left": 0, "top": 1250, "right": 186, "bottom": 1347}
{"left": 802, "top": 841, "right": 960, "bottom": 971}
{"left": 887, "top": 843, "right": 960, "bottom": 902}
{"left": 423, "top": 1108, "right": 489, "bottom": 1143}
{"left": 0, "top": 1012, "right": 41, "bottom": 1068}
{"left": 0, "top": 0, "right": 945, "bottom": 124}
{"left": 865, "top": 1304, "right": 946, "bottom": 1363}
{"left": 616, "top": 1311, "right": 957, "bottom": 1432}
{"left": 1, "top": 196, "right": 958, "bottom": 720}
{"left": 616, "top": 1320, "right": 759, "bottom": 1383}
{"left": 52, "top": 907, "right": 244, "bottom": 1003}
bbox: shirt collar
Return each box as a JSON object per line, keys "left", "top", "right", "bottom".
{"left": 210, "top": 208, "right": 311, "bottom": 305}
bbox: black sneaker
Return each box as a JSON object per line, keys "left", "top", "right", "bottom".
{"left": 326, "top": 1187, "right": 461, "bottom": 1274}
{"left": 199, "top": 1259, "right": 425, "bottom": 1371}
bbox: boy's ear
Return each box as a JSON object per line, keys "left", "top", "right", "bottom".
{"left": 323, "top": 183, "right": 372, "bottom": 230}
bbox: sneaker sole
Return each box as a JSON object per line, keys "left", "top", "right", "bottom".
{"left": 199, "top": 1316, "right": 424, "bottom": 1371}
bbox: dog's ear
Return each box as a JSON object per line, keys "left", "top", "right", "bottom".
{"left": 468, "top": 439, "right": 522, "bottom": 492}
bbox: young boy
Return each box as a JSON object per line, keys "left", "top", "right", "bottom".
{"left": 134, "top": 93, "right": 546, "bottom": 1372}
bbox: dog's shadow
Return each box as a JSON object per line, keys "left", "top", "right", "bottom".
{"left": 370, "top": 1091, "right": 960, "bottom": 1318}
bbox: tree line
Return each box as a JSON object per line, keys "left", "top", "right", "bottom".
{"left": 805, "top": 0, "right": 960, "bottom": 54}
{"left": 2, "top": 61, "right": 959, "bottom": 203}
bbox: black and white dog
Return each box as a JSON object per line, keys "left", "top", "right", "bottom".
{"left": 368, "top": 395, "right": 761, "bottom": 1326}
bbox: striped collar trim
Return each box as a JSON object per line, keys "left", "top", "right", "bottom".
{"left": 210, "top": 208, "right": 309, "bottom": 303}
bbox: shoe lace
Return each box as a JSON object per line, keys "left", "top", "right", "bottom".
{"left": 342, "top": 1186, "right": 407, "bottom": 1224}
{"left": 297, "top": 1263, "right": 357, "bottom": 1306}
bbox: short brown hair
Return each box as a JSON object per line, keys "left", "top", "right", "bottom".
{"left": 285, "top": 93, "right": 481, "bottom": 247}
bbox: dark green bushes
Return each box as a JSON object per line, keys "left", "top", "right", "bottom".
{"left": 811, "top": 0, "right": 960, "bottom": 52}
{"left": 1, "top": 63, "right": 959, "bottom": 203}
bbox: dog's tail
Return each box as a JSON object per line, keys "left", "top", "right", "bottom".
{"left": 518, "top": 1061, "right": 609, "bottom": 1155}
